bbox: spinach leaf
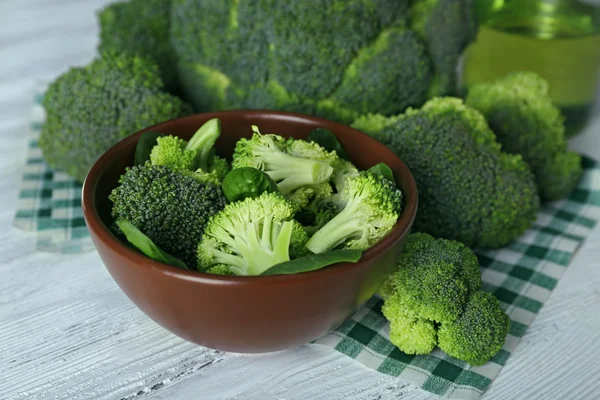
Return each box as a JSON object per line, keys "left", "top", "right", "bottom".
{"left": 134, "top": 131, "right": 164, "bottom": 166}
{"left": 261, "top": 249, "right": 362, "bottom": 276}
{"left": 307, "top": 128, "right": 351, "bottom": 161}
{"left": 368, "top": 162, "right": 396, "bottom": 186}
{"left": 222, "top": 167, "right": 279, "bottom": 203}
{"left": 116, "top": 219, "right": 189, "bottom": 270}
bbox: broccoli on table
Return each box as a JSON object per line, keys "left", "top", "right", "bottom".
{"left": 150, "top": 118, "right": 230, "bottom": 180}
{"left": 466, "top": 72, "right": 583, "bottom": 201}
{"left": 305, "top": 172, "right": 402, "bottom": 254}
{"left": 381, "top": 233, "right": 509, "bottom": 364}
{"left": 197, "top": 192, "right": 309, "bottom": 276}
{"left": 232, "top": 127, "right": 333, "bottom": 199}
{"left": 98, "top": 0, "right": 179, "bottom": 92}
{"left": 39, "top": 52, "right": 190, "bottom": 182}
{"left": 353, "top": 97, "right": 540, "bottom": 249}
{"left": 110, "top": 164, "right": 227, "bottom": 268}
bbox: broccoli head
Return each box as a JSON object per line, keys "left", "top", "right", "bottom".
{"left": 232, "top": 127, "right": 333, "bottom": 197}
{"left": 170, "top": 0, "right": 474, "bottom": 123}
{"left": 438, "top": 291, "right": 510, "bottom": 365}
{"left": 98, "top": 0, "right": 178, "bottom": 92}
{"left": 353, "top": 97, "right": 540, "bottom": 248}
{"left": 197, "top": 192, "right": 307, "bottom": 276}
{"left": 39, "top": 52, "right": 190, "bottom": 182}
{"left": 410, "top": 0, "right": 478, "bottom": 96}
{"left": 305, "top": 172, "right": 402, "bottom": 254}
{"left": 110, "top": 164, "right": 227, "bottom": 268}
{"left": 466, "top": 72, "right": 583, "bottom": 201}
{"left": 381, "top": 233, "right": 509, "bottom": 363}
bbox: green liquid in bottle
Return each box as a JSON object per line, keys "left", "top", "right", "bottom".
{"left": 462, "top": 0, "right": 600, "bottom": 136}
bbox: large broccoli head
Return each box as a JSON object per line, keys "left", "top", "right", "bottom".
{"left": 110, "top": 164, "right": 227, "bottom": 268}
{"left": 39, "top": 52, "right": 190, "bottom": 182}
{"left": 466, "top": 72, "right": 583, "bottom": 201}
{"left": 98, "top": 0, "right": 179, "bottom": 92}
{"left": 170, "top": 0, "right": 476, "bottom": 123}
{"left": 353, "top": 97, "right": 540, "bottom": 248}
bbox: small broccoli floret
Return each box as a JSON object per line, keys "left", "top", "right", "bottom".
{"left": 110, "top": 164, "right": 227, "bottom": 268}
{"left": 150, "top": 136, "right": 197, "bottom": 172}
{"left": 353, "top": 97, "right": 540, "bottom": 248}
{"left": 210, "top": 156, "right": 231, "bottom": 181}
{"left": 205, "top": 264, "right": 235, "bottom": 275}
{"left": 197, "top": 192, "right": 305, "bottom": 276}
{"left": 287, "top": 182, "right": 334, "bottom": 211}
{"left": 306, "top": 172, "right": 402, "bottom": 254}
{"left": 98, "top": 0, "right": 178, "bottom": 92}
{"left": 466, "top": 72, "right": 583, "bottom": 201}
{"left": 438, "top": 291, "right": 510, "bottom": 365}
{"left": 290, "top": 221, "right": 310, "bottom": 258}
{"left": 331, "top": 158, "right": 360, "bottom": 193}
{"left": 381, "top": 233, "right": 509, "bottom": 363}
{"left": 232, "top": 127, "right": 333, "bottom": 195}
{"left": 39, "top": 52, "right": 190, "bottom": 182}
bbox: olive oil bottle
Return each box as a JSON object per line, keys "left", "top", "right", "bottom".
{"left": 462, "top": 0, "right": 600, "bottom": 135}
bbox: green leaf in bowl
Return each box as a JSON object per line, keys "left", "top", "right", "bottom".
{"left": 367, "top": 162, "right": 396, "bottom": 186}
{"left": 307, "top": 128, "right": 351, "bottom": 161}
{"left": 260, "top": 249, "right": 363, "bottom": 276}
{"left": 134, "top": 131, "right": 165, "bottom": 166}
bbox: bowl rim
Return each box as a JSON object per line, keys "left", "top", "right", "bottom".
{"left": 82, "top": 109, "right": 418, "bottom": 285}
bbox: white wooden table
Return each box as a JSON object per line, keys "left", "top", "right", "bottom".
{"left": 1, "top": 1, "right": 599, "bottom": 399}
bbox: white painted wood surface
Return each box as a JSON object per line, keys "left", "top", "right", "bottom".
{"left": 1, "top": 1, "right": 599, "bottom": 399}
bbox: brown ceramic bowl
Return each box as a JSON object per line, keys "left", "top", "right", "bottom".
{"left": 82, "top": 110, "right": 418, "bottom": 353}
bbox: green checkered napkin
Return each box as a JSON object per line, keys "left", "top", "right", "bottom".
{"left": 13, "top": 88, "right": 600, "bottom": 398}
{"left": 316, "top": 156, "right": 600, "bottom": 399}
{"left": 13, "top": 86, "right": 93, "bottom": 253}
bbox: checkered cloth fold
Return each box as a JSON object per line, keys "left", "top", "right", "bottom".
{"left": 13, "top": 88, "right": 600, "bottom": 398}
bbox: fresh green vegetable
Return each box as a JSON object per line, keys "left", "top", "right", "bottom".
{"left": 306, "top": 171, "right": 402, "bottom": 254}
{"left": 307, "top": 128, "right": 351, "bottom": 161}
{"left": 170, "top": 0, "right": 476, "bottom": 122}
{"left": 135, "top": 132, "right": 164, "bottom": 166}
{"left": 39, "top": 51, "right": 190, "bottom": 182}
{"left": 197, "top": 192, "right": 309, "bottom": 276}
{"left": 110, "top": 164, "right": 227, "bottom": 268}
{"left": 222, "top": 167, "right": 279, "bottom": 203}
{"left": 98, "top": 0, "right": 179, "bottom": 92}
{"left": 261, "top": 249, "right": 363, "bottom": 276}
{"left": 353, "top": 97, "right": 540, "bottom": 248}
{"left": 381, "top": 233, "right": 509, "bottom": 364}
{"left": 205, "top": 264, "right": 235, "bottom": 276}
{"left": 116, "top": 218, "right": 188, "bottom": 270}
{"left": 149, "top": 119, "right": 230, "bottom": 180}
{"left": 367, "top": 163, "right": 396, "bottom": 187}
{"left": 232, "top": 126, "right": 333, "bottom": 198}
{"left": 466, "top": 72, "right": 583, "bottom": 201}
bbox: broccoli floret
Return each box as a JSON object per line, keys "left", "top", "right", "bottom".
{"left": 331, "top": 158, "right": 360, "bottom": 193}
{"left": 438, "top": 291, "right": 510, "bottom": 365}
{"left": 98, "top": 0, "right": 178, "bottom": 92}
{"left": 205, "top": 264, "right": 235, "bottom": 276}
{"left": 466, "top": 72, "right": 583, "bottom": 201}
{"left": 290, "top": 221, "right": 310, "bottom": 258}
{"left": 197, "top": 192, "right": 305, "bottom": 276}
{"left": 39, "top": 52, "right": 190, "bottom": 182}
{"left": 232, "top": 127, "right": 333, "bottom": 196}
{"left": 305, "top": 172, "right": 402, "bottom": 254}
{"left": 110, "top": 164, "right": 227, "bottom": 268}
{"left": 410, "top": 0, "right": 478, "bottom": 96}
{"left": 171, "top": 0, "right": 473, "bottom": 123}
{"left": 381, "top": 233, "right": 509, "bottom": 363}
{"left": 150, "top": 136, "right": 196, "bottom": 172}
{"left": 287, "top": 182, "right": 334, "bottom": 212}
{"left": 353, "top": 97, "right": 540, "bottom": 248}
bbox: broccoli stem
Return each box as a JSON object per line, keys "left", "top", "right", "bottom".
{"left": 306, "top": 204, "right": 362, "bottom": 254}
{"left": 262, "top": 152, "right": 333, "bottom": 195}
{"left": 186, "top": 118, "right": 221, "bottom": 171}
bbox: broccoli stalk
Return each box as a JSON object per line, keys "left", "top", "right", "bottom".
{"left": 186, "top": 118, "right": 221, "bottom": 171}
{"left": 306, "top": 172, "right": 402, "bottom": 254}
{"left": 197, "top": 192, "right": 309, "bottom": 276}
{"left": 232, "top": 126, "right": 333, "bottom": 195}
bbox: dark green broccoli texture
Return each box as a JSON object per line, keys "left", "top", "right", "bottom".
{"left": 110, "top": 164, "right": 227, "bottom": 268}
{"left": 39, "top": 52, "right": 190, "bottom": 182}
{"left": 381, "top": 233, "right": 510, "bottom": 364}
{"left": 170, "top": 0, "right": 476, "bottom": 123}
{"left": 353, "top": 97, "right": 540, "bottom": 248}
{"left": 98, "top": 0, "right": 179, "bottom": 92}
{"left": 466, "top": 71, "right": 583, "bottom": 201}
